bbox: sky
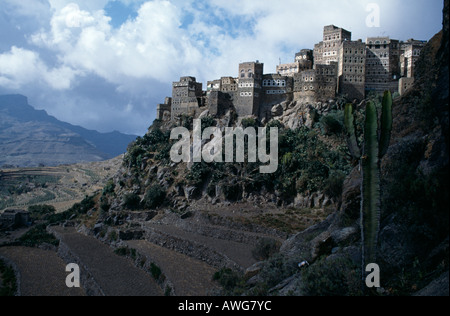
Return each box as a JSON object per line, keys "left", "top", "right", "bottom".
{"left": 0, "top": 0, "right": 445, "bottom": 136}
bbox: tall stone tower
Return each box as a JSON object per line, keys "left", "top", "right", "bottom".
{"left": 236, "top": 61, "right": 264, "bottom": 117}
{"left": 338, "top": 40, "right": 366, "bottom": 100}
{"left": 171, "top": 76, "right": 203, "bottom": 121}
{"left": 365, "top": 37, "right": 401, "bottom": 94}
{"left": 314, "top": 25, "right": 352, "bottom": 65}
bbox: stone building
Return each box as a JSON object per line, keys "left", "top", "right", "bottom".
{"left": 276, "top": 49, "right": 313, "bottom": 77}
{"left": 155, "top": 23, "right": 428, "bottom": 123}
{"left": 156, "top": 97, "right": 172, "bottom": 121}
{"left": 260, "top": 74, "right": 293, "bottom": 118}
{"left": 171, "top": 76, "right": 203, "bottom": 121}
{"left": 398, "top": 39, "right": 427, "bottom": 95}
{"left": 207, "top": 77, "right": 239, "bottom": 116}
{"left": 0, "top": 209, "right": 30, "bottom": 230}
{"left": 235, "top": 61, "right": 264, "bottom": 117}
{"left": 293, "top": 63, "right": 337, "bottom": 102}
{"left": 314, "top": 25, "right": 352, "bottom": 65}
{"left": 338, "top": 40, "right": 366, "bottom": 100}
{"left": 206, "top": 79, "right": 221, "bottom": 96}
{"left": 314, "top": 25, "right": 365, "bottom": 100}
{"left": 400, "top": 39, "right": 427, "bottom": 78}
{"left": 365, "top": 37, "right": 401, "bottom": 94}
{"left": 295, "top": 49, "right": 314, "bottom": 64}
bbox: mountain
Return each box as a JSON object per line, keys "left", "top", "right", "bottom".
{"left": 0, "top": 94, "right": 137, "bottom": 167}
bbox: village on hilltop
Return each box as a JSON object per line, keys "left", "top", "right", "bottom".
{"left": 156, "top": 24, "right": 427, "bottom": 123}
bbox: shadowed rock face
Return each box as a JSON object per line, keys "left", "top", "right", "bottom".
{"left": 273, "top": 0, "right": 449, "bottom": 296}
{"left": 0, "top": 94, "right": 137, "bottom": 167}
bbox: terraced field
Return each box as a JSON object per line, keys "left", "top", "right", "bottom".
{"left": 0, "top": 156, "right": 122, "bottom": 213}
{"left": 0, "top": 246, "right": 85, "bottom": 296}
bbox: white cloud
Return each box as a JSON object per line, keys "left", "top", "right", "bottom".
{"left": 0, "top": 46, "right": 79, "bottom": 90}
{"left": 1, "top": 0, "right": 444, "bottom": 135}
{"left": 30, "top": 1, "right": 204, "bottom": 84}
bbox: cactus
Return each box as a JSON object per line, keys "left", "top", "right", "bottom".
{"left": 344, "top": 103, "right": 361, "bottom": 160}
{"left": 379, "top": 91, "right": 393, "bottom": 158}
{"left": 344, "top": 91, "right": 393, "bottom": 287}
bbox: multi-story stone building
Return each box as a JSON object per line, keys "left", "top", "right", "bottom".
{"left": 235, "top": 61, "right": 264, "bottom": 117}
{"left": 207, "top": 77, "right": 239, "bottom": 116}
{"left": 293, "top": 63, "right": 337, "bottom": 102}
{"left": 398, "top": 39, "right": 427, "bottom": 95}
{"left": 171, "top": 76, "right": 203, "bottom": 121}
{"left": 260, "top": 74, "right": 293, "bottom": 118}
{"left": 338, "top": 40, "right": 366, "bottom": 100}
{"left": 365, "top": 37, "right": 401, "bottom": 94}
{"left": 314, "top": 25, "right": 352, "bottom": 65}
{"left": 314, "top": 25, "right": 367, "bottom": 100}
{"left": 400, "top": 39, "right": 427, "bottom": 78}
{"left": 276, "top": 49, "right": 313, "bottom": 77}
{"left": 156, "top": 97, "right": 172, "bottom": 121}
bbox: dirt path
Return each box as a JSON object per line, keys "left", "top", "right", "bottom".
{"left": 126, "top": 240, "right": 219, "bottom": 296}
{"left": 0, "top": 246, "right": 85, "bottom": 296}
{"left": 52, "top": 226, "right": 163, "bottom": 296}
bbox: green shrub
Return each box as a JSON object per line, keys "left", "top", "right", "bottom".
{"left": 241, "top": 118, "right": 258, "bottom": 128}
{"left": 201, "top": 116, "right": 216, "bottom": 130}
{"left": 186, "top": 162, "right": 211, "bottom": 187}
{"left": 223, "top": 182, "right": 242, "bottom": 201}
{"left": 123, "top": 193, "right": 141, "bottom": 210}
{"left": 114, "top": 247, "right": 137, "bottom": 260}
{"left": 320, "top": 111, "right": 344, "bottom": 135}
{"left": 143, "top": 186, "right": 166, "bottom": 209}
{"left": 0, "top": 259, "right": 17, "bottom": 296}
{"left": 213, "top": 268, "right": 245, "bottom": 295}
{"left": 18, "top": 224, "right": 59, "bottom": 247}
{"left": 150, "top": 263, "right": 162, "bottom": 280}
{"left": 252, "top": 238, "right": 281, "bottom": 260}
{"left": 28, "top": 204, "right": 56, "bottom": 221}
{"left": 102, "top": 179, "right": 115, "bottom": 196}
{"left": 324, "top": 171, "right": 346, "bottom": 199}
{"left": 300, "top": 256, "right": 361, "bottom": 296}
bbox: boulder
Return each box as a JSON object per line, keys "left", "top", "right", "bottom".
{"left": 184, "top": 186, "right": 198, "bottom": 200}
{"left": 271, "top": 104, "right": 284, "bottom": 117}
{"left": 244, "top": 262, "right": 264, "bottom": 280}
{"left": 198, "top": 109, "right": 210, "bottom": 119}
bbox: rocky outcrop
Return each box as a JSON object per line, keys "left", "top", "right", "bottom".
{"left": 270, "top": 99, "right": 336, "bottom": 130}
{"left": 259, "top": 3, "right": 449, "bottom": 295}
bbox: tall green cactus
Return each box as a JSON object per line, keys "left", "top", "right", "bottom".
{"left": 344, "top": 91, "right": 393, "bottom": 287}
{"left": 361, "top": 101, "right": 381, "bottom": 267}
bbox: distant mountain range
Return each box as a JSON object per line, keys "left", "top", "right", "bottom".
{"left": 0, "top": 94, "right": 138, "bottom": 167}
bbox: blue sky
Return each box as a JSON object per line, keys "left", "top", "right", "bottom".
{"left": 0, "top": 0, "right": 445, "bottom": 135}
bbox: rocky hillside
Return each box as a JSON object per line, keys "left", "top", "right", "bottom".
{"left": 0, "top": 94, "right": 137, "bottom": 167}
{"left": 263, "top": 1, "right": 449, "bottom": 296}
{"left": 46, "top": 1, "right": 448, "bottom": 296}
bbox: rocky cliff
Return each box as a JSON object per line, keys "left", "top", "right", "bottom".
{"left": 266, "top": 1, "right": 449, "bottom": 296}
